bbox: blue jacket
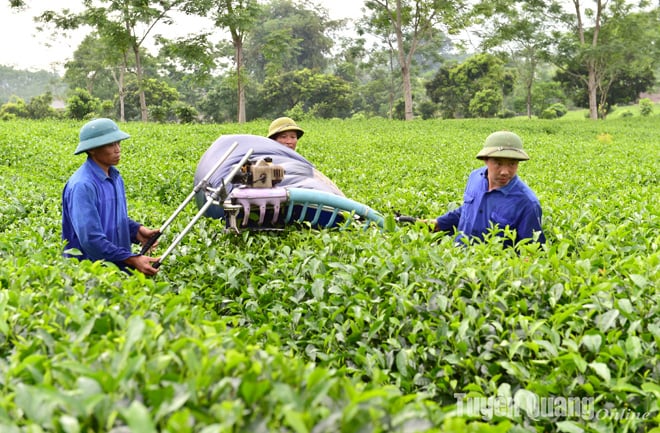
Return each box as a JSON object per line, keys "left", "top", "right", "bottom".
{"left": 436, "top": 167, "right": 545, "bottom": 246}
{"left": 62, "top": 157, "right": 140, "bottom": 266}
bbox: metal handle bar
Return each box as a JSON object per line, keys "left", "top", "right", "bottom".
{"left": 140, "top": 141, "right": 239, "bottom": 255}
{"left": 153, "top": 148, "right": 254, "bottom": 268}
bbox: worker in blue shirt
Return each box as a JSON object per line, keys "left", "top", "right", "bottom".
{"left": 62, "top": 118, "right": 160, "bottom": 275}
{"left": 429, "top": 131, "right": 545, "bottom": 247}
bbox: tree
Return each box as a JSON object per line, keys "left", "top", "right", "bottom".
{"left": 66, "top": 87, "right": 101, "bottom": 119}
{"left": 188, "top": 0, "right": 261, "bottom": 123}
{"left": 38, "top": 0, "right": 192, "bottom": 122}
{"left": 244, "top": 0, "right": 338, "bottom": 82}
{"left": 199, "top": 74, "right": 238, "bottom": 122}
{"left": 64, "top": 32, "right": 161, "bottom": 121}
{"left": 63, "top": 34, "right": 130, "bottom": 120}
{"left": 1, "top": 92, "right": 60, "bottom": 120}
{"left": 511, "top": 77, "right": 567, "bottom": 117}
{"left": 475, "top": 0, "right": 555, "bottom": 118}
{"left": 551, "top": 0, "right": 660, "bottom": 119}
{"left": 261, "top": 68, "right": 353, "bottom": 118}
{"left": 363, "top": 0, "right": 466, "bottom": 120}
{"left": 554, "top": 63, "right": 656, "bottom": 111}
{"left": 0, "top": 96, "right": 28, "bottom": 120}
{"left": 123, "top": 77, "right": 180, "bottom": 121}
{"left": 425, "top": 53, "right": 515, "bottom": 118}
{"left": 332, "top": 37, "right": 400, "bottom": 118}
{"left": 64, "top": 35, "right": 114, "bottom": 100}
{"left": 26, "top": 92, "right": 59, "bottom": 119}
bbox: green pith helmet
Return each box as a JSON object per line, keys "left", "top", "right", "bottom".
{"left": 267, "top": 117, "right": 304, "bottom": 139}
{"left": 476, "top": 131, "right": 530, "bottom": 161}
{"left": 75, "top": 118, "right": 130, "bottom": 155}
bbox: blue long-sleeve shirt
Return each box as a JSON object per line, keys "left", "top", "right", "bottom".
{"left": 436, "top": 167, "right": 545, "bottom": 246}
{"left": 62, "top": 157, "right": 141, "bottom": 266}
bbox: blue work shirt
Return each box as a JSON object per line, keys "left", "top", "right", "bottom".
{"left": 436, "top": 167, "right": 545, "bottom": 246}
{"left": 62, "top": 157, "right": 141, "bottom": 266}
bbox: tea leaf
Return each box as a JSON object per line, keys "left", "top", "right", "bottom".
{"left": 588, "top": 362, "right": 611, "bottom": 383}
{"left": 556, "top": 421, "right": 585, "bottom": 433}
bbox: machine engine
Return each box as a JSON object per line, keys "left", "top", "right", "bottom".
{"left": 232, "top": 157, "right": 285, "bottom": 188}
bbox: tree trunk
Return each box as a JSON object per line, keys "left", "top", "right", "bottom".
{"left": 586, "top": 63, "right": 600, "bottom": 120}
{"left": 525, "top": 54, "right": 535, "bottom": 119}
{"left": 394, "top": 0, "right": 414, "bottom": 120}
{"left": 576, "top": 0, "right": 602, "bottom": 120}
{"left": 133, "top": 44, "right": 148, "bottom": 122}
{"left": 401, "top": 64, "right": 414, "bottom": 120}
{"left": 235, "top": 37, "right": 246, "bottom": 123}
{"left": 109, "top": 55, "right": 127, "bottom": 122}
{"left": 388, "top": 49, "right": 395, "bottom": 120}
{"left": 118, "top": 66, "right": 126, "bottom": 122}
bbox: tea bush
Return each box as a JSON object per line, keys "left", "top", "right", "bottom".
{"left": 0, "top": 116, "right": 658, "bottom": 432}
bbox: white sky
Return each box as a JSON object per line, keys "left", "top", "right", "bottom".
{"left": 0, "top": 0, "right": 365, "bottom": 73}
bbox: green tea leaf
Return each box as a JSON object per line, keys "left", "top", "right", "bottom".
{"left": 121, "top": 401, "right": 157, "bottom": 433}
{"left": 556, "top": 421, "right": 585, "bottom": 433}
{"left": 588, "top": 362, "right": 611, "bottom": 383}
{"left": 628, "top": 274, "right": 649, "bottom": 288}
{"left": 596, "top": 310, "right": 619, "bottom": 332}
{"left": 580, "top": 334, "right": 602, "bottom": 353}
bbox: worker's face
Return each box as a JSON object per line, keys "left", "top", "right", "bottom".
{"left": 274, "top": 130, "right": 298, "bottom": 151}
{"left": 484, "top": 157, "right": 519, "bottom": 190}
{"left": 89, "top": 141, "right": 121, "bottom": 168}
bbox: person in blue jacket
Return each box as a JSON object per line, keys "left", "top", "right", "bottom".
{"left": 430, "top": 131, "right": 545, "bottom": 247}
{"left": 62, "top": 118, "right": 160, "bottom": 275}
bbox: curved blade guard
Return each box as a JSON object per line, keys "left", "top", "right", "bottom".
{"left": 222, "top": 187, "right": 384, "bottom": 232}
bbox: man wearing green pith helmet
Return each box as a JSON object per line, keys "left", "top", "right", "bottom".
{"left": 430, "top": 131, "right": 545, "bottom": 247}
{"left": 61, "top": 118, "right": 161, "bottom": 275}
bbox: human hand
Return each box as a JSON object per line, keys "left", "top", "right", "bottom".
{"left": 137, "top": 225, "right": 160, "bottom": 253}
{"left": 395, "top": 214, "right": 418, "bottom": 224}
{"left": 124, "top": 254, "right": 161, "bottom": 276}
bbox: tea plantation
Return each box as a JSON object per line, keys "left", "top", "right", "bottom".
{"left": 0, "top": 116, "right": 658, "bottom": 432}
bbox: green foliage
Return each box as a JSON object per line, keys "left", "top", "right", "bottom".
{"left": 552, "top": 8, "right": 659, "bottom": 112}
{"left": 1, "top": 99, "right": 659, "bottom": 431}
{"left": 172, "top": 101, "right": 199, "bottom": 124}
{"left": 0, "top": 93, "right": 59, "bottom": 120}
{"left": 284, "top": 102, "right": 306, "bottom": 121}
{"left": 244, "top": 0, "right": 336, "bottom": 83}
{"left": 418, "top": 100, "right": 437, "bottom": 119}
{"left": 512, "top": 80, "right": 567, "bottom": 118}
{"left": 497, "top": 109, "right": 516, "bottom": 119}
{"left": 468, "top": 88, "right": 502, "bottom": 118}
{"left": 62, "top": 34, "right": 120, "bottom": 103}
{"left": 540, "top": 103, "right": 567, "bottom": 120}
{"left": 25, "top": 91, "right": 59, "bottom": 119}
{"left": 0, "top": 96, "right": 28, "bottom": 120}
{"left": 124, "top": 78, "right": 180, "bottom": 122}
{"left": 540, "top": 108, "right": 557, "bottom": 119}
{"left": 639, "top": 98, "right": 654, "bottom": 117}
{"left": 262, "top": 69, "right": 353, "bottom": 118}
{"left": 66, "top": 88, "right": 101, "bottom": 120}
{"left": 426, "top": 53, "right": 516, "bottom": 119}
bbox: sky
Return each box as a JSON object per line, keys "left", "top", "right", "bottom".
{"left": 0, "top": 0, "right": 366, "bottom": 73}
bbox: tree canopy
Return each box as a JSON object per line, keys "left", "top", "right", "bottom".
{"left": 4, "top": 0, "right": 659, "bottom": 122}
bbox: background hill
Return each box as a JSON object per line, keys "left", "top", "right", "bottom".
{"left": 0, "top": 65, "right": 67, "bottom": 103}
